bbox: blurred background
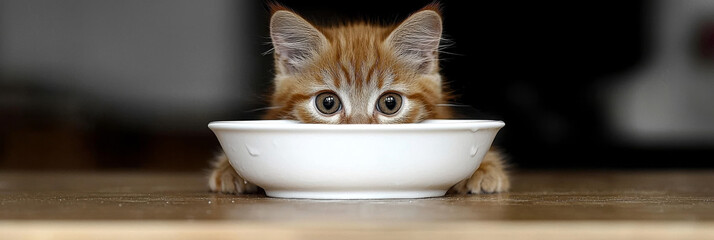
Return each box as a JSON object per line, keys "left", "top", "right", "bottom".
{"left": 1, "top": 0, "right": 712, "bottom": 171}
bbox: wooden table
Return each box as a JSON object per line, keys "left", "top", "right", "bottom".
{"left": 1, "top": 171, "right": 713, "bottom": 239}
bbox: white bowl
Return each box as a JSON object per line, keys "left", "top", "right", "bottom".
{"left": 208, "top": 120, "right": 504, "bottom": 199}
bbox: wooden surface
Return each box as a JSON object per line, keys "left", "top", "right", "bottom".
{"left": 1, "top": 171, "right": 713, "bottom": 239}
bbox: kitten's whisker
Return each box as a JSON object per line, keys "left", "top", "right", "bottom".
{"left": 437, "top": 103, "right": 473, "bottom": 108}
{"left": 244, "top": 106, "right": 282, "bottom": 113}
{"left": 262, "top": 47, "right": 275, "bottom": 56}
{"left": 437, "top": 50, "right": 462, "bottom": 56}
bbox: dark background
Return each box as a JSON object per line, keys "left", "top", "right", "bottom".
{"left": 1, "top": 0, "right": 713, "bottom": 171}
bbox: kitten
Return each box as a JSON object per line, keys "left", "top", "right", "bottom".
{"left": 208, "top": 4, "right": 509, "bottom": 194}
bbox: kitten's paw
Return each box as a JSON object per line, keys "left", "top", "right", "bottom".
{"left": 450, "top": 149, "right": 510, "bottom": 194}
{"left": 464, "top": 164, "right": 509, "bottom": 194}
{"left": 208, "top": 153, "right": 259, "bottom": 194}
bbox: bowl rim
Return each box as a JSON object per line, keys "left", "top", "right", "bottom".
{"left": 208, "top": 119, "right": 505, "bottom": 131}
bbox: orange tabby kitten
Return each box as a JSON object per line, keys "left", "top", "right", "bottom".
{"left": 208, "top": 4, "right": 509, "bottom": 194}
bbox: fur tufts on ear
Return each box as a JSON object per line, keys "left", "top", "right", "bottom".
{"left": 270, "top": 10, "right": 328, "bottom": 75}
{"left": 385, "top": 9, "right": 443, "bottom": 74}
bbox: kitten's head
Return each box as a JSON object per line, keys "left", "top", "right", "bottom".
{"left": 265, "top": 4, "right": 450, "bottom": 124}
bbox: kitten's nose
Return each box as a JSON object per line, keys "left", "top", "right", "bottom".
{"left": 344, "top": 114, "right": 375, "bottom": 124}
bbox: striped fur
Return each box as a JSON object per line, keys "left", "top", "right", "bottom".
{"left": 265, "top": 6, "right": 450, "bottom": 124}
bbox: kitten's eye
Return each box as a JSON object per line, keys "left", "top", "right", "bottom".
{"left": 376, "top": 93, "right": 402, "bottom": 115}
{"left": 315, "top": 92, "right": 342, "bottom": 115}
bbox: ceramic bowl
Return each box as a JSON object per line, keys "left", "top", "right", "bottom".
{"left": 208, "top": 120, "right": 504, "bottom": 199}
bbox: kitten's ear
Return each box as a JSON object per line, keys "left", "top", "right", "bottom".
{"left": 386, "top": 9, "right": 443, "bottom": 74}
{"left": 270, "top": 10, "right": 328, "bottom": 74}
